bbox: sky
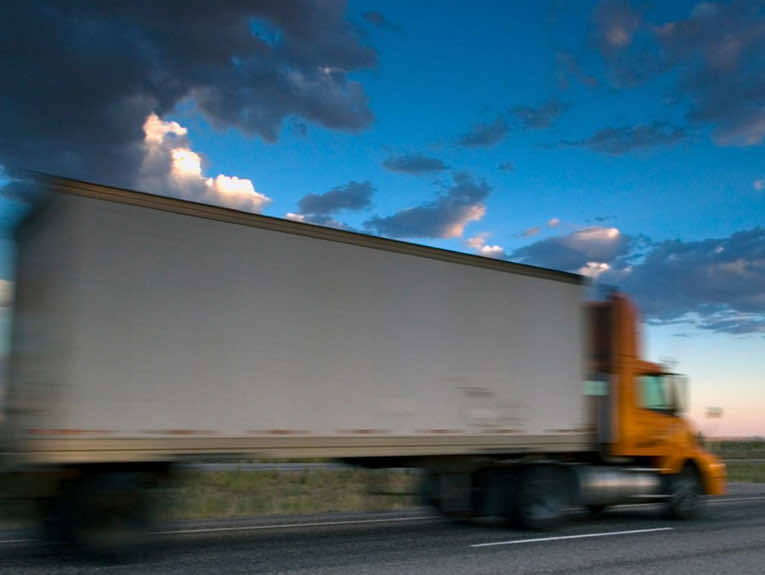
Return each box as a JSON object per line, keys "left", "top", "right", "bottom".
{"left": 1, "top": 0, "right": 763, "bottom": 436}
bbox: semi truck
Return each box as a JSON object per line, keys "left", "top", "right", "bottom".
{"left": 0, "top": 174, "right": 725, "bottom": 552}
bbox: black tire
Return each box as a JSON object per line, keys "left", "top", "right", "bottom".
{"left": 514, "top": 466, "right": 569, "bottom": 530}
{"left": 47, "top": 472, "right": 154, "bottom": 561}
{"left": 665, "top": 465, "right": 704, "bottom": 520}
{"left": 586, "top": 504, "right": 609, "bottom": 517}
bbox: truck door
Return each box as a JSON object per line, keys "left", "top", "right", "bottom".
{"left": 632, "top": 373, "right": 684, "bottom": 453}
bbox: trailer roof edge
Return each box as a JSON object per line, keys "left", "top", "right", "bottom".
{"left": 32, "top": 172, "right": 585, "bottom": 286}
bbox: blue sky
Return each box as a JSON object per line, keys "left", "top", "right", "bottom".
{"left": 1, "top": 1, "right": 764, "bottom": 435}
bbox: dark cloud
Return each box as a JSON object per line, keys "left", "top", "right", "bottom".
{"left": 590, "top": 0, "right": 665, "bottom": 88}
{"left": 514, "top": 224, "right": 765, "bottom": 334}
{"left": 298, "top": 181, "right": 374, "bottom": 215}
{"left": 588, "top": 215, "right": 615, "bottom": 224}
{"left": 611, "top": 227, "right": 765, "bottom": 333}
{"left": 589, "top": 1, "right": 765, "bottom": 146}
{"left": 292, "top": 120, "right": 308, "bottom": 137}
{"left": 511, "top": 101, "right": 567, "bottom": 129}
{"left": 365, "top": 172, "right": 490, "bottom": 238}
{"left": 511, "top": 227, "right": 631, "bottom": 272}
{"left": 457, "top": 117, "right": 508, "bottom": 148}
{"left": 556, "top": 52, "right": 599, "bottom": 90}
{"left": 286, "top": 212, "right": 348, "bottom": 229}
{"left": 287, "top": 180, "right": 374, "bottom": 229}
{"left": 497, "top": 162, "right": 515, "bottom": 172}
{"left": 0, "top": 1, "right": 376, "bottom": 188}
{"left": 562, "top": 122, "right": 686, "bottom": 155}
{"left": 655, "top": 1, "right": 765, "bottom": 146}
{"left": 382, "top": 154, "right": 448, "bottom": 174}
{"left": 593, "top": 0, "right": 642, "bottom": 58}
{"left": 363, "top": 10, "right": 402, "bottom": 32}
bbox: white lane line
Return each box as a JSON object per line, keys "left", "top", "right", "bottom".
{"left": 710, "top": 496, "right": 765, "bottom": 504}
{"left": 471, "top": 527, "right": 674, "bottom": 548}
{"left": 158, "top": 515, "right": 435, "bottom": 535}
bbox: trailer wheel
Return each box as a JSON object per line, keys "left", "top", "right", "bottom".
{"left": 514, "top": 466, "right": 568, "bottom": 530}
{"left": 665, "top": 465, "right": 703, "bottom": 520}
{"left": 586, "top": 504, "right": 609, "bottom": 517}
{"left": 41, "top": 472, "right": 155, "bottom": 560}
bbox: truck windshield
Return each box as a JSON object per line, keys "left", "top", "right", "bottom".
{"left": 638, "top": 374, "right": 674, "bottom": 412}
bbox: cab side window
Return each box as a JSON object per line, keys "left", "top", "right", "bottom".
{"left": 638, "top": 375, "right": 672, "bottom": 411}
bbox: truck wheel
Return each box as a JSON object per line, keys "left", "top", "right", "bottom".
{"left": 514, "top": 466, "right": 568, "bottom": 530}
{"left": 586, "top": 504, "right": 609, "bottom": 517}
{"left": 67, "top": 472, "right": 154, "bottom": 560}
{"left": 665, "top": 465, "right": 703, "bottom": 520}
{"left": 423, "top": 471, "right": 476, "bottom": 521}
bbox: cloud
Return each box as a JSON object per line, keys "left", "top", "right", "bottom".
{"left": 755, "top": 179, "right": 765, "bottom": 191}
{"left": 523, "top": 226, "right": 541, "bottom": 237}
{"left": 511, "top": 226, "right": 630, "bottom": 271}
{"left": 382, "top": 154, "right": 448, "bottom": 174}
{"left": 0, "top": 2, "right": 376, "bottom": 188}
{"left": 654, "top": 1, "right": 765, "bottom": 147}
{"left": 365, "top": 172, "right": 490, "bottom": 238}
{"left": 593, "top": 0, "right": 642, "bottom": 57}
{"left": 457, "top": 117, "right": 508, "bottom": 148}
{"left": 297, "top": 181, "right": 374, "bottom": 215}
{"left": 287, "top": 180, "right": 373, "bottom": 228}
{"left": 511, "top": 220, "right": 765, "bottom": 334}
{"left": 562, "top": 122, "right": 686, "bottom": 155}
{"left": 610, "top": 227, "right": 765, "bottom": 333}
{"left": 466, "top": 233, "right": 506, "bottom": 259}
{"left": 589, "top": 1, "right": 765, "bottom": 147}
{"left": 556, "top": 52, "right": 599, "bottom": 90}
{"left": 363, "top": 10, "right": 402, "bottom": 32}
{"left": 547, "top": 218, "right": 560, "bottom": 227}
{"left": 511, "top": 100, "right": 567, "bottom": 129}
{"left": 578, "top": 261, "right": 611, "bottom": 278}
{"left": 497, "top": 162, "right": 515, "bottom": 172}
{"left": 139, "top": 114, "right": 270, "bottom": 213}
{"left": 590, "top": 0, "right": 664, "bottom": 88}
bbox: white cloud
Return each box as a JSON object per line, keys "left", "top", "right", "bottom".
{"left": 140, "top": 113, "right": 270, "bottom": 213}
{"left": 143, "top": 113, "right": 187, "bottom": 145}
{"left": 205, "top": 175, "right": 269, "bottom": 212}
{"left": 547, "top": 217, "right": 560, "bottom": 227}
{"left": 754, "top": 179, "right": 764, "bottom": 191}
{"left": 578, "top": 261, "right": 611, "bottom": 278}
{"left": 466, "top": 233, "right": 505, "bottom": 259}
{"left": 574, "top": 227, "right": 620, "bottom": 241}
{"left": 171, "top": 148, "right": 202, "bottom": 177}
{"left": 442, "top": 204, "right": 486, "bottom": 238}
{"left": 285, "top": 212, "right": 306, "bottom": 222}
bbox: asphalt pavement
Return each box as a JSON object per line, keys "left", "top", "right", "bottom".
{"left": 1, "top": 483, "right": 764, "bottom": 574}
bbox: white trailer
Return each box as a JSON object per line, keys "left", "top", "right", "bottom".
{"left": 4, "top": 175, "right": 590, "bottom": 465}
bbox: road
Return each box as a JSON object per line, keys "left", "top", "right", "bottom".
{"left": 1, "top": 483, "right": 764, "bottom": 574}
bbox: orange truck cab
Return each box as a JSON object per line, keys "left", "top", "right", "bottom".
{"left": 589, "top": 294, "right": 726, "bottom": 499}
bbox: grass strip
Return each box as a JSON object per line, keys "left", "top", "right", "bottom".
{"left": 724, "top": 461, "right": 765, "bottom": 483}
{"left": 159, "top": 468, "right": 421, "bottom": 520}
